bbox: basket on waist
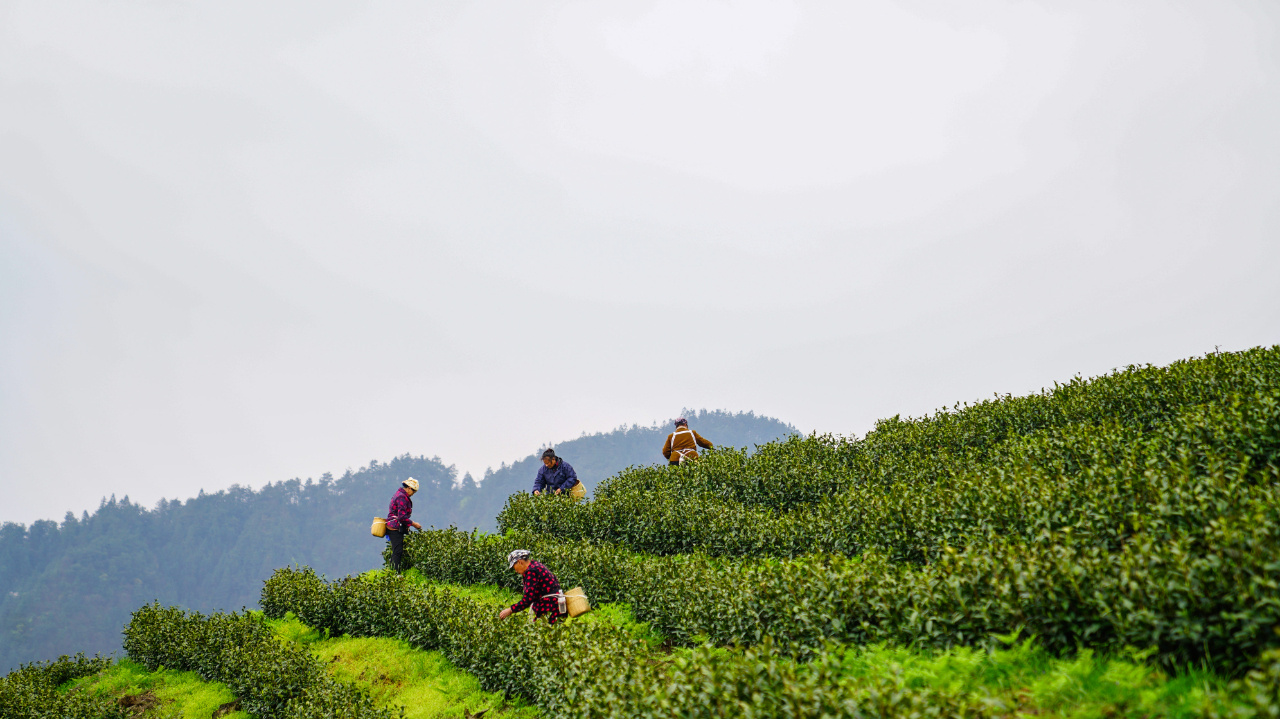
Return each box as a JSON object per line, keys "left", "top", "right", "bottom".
{"left": 371, "top": 517, "right": 387, "bottom": 538}
{"left": 541, "top": 586, "right": 591, "bottom": 618}
{"left": 564, "top": 587, "right": 590, "bottom": 617}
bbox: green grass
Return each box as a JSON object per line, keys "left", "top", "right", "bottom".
{"left": 265, "top": 612, "right": 540, "bottom": 719}
{"left": 837, "top": 637, "right": 1230, "bottom": 718}
{"left": 55, "top": 608, "right": 539, "bottom": 719}
{"left": 62, "top": 659, "right": 250, "bottom": 719}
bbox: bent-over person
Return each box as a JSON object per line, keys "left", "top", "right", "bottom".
{"left": 497, "top": 550, "right": 565, "bottom": 624}
{"left": 662, "top": 417, "right": 713, "bottom": 465}
{"left": 532, "top": 448, "right": 585, "bottom": 499}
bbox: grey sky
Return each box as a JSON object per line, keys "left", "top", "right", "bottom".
{"left": 2, "top": 1, "right": 1277, "bottom": 525}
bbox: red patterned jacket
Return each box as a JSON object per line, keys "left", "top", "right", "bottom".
{"left": 509, "top": 561, "right": 563, "bottom": 623}
{"left": 386, "top": 487, "right": 413, "bottom": 530}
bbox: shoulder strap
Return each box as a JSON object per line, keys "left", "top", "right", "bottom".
{"left": 672, "top": 429, "right": 697, "bottom": 456}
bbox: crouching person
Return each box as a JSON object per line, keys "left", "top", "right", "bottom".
{"left": 497, "top": 550, "right": 565, "bottom": 624}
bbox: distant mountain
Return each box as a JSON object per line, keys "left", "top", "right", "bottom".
{"left": 0, "top": 409, "right": 794, "bottom": 671}
{"left": 0, "top": 454, "right": 457, "bottom": 674}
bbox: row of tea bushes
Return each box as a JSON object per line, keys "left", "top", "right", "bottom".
{"left": 122, "top": 603, "right": 400, "bottom": 719}
{"left": 0, "top": 654, "right": 124, "bottom": 719}
{"left": 497, "top": 383, "right": 1280, "bottom": 562}
{"left": 403, "top": 509, "right": 1280, "bottom": 673}
{"left": 260, "top": 567, "right": 990, "bottom": 719}
{"left": 582, "top": 347, "right": 1280, "bottom": 514}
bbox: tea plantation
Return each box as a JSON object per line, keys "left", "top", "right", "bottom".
{"left": 5, "top": 347, "right": 1280, "bottom": 718}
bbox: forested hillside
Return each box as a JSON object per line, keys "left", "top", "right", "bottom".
{"left": 0, "top": 410, "right": 793, "bottom": 672}
{"left": 0, "top": 455, "right": 456, "bottom": 674}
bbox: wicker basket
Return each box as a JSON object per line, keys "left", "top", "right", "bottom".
{"left": 370, "top": 517, "right": 386, "bottom": 538}
{"left": 564, "top": 587, "right": 590, "bottom": 617}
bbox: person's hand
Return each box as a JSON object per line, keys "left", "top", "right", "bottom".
{"left": 499, "top": 608, "right": 512, "bottom": 620}
{"left": 554, "top": 488, "right": 562, "bottom": 495}
{"left": 533, "top": 490, "right": 541, "bottom": 496}
{"left": 412, "top": 522, "right": 422, "bottom": 530}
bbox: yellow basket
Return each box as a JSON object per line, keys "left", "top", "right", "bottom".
{"left": 564, "top": 587, "right": 590, "bottom": 617}
{"left": 371, "top": 517, "right": 386, "bottom": 538}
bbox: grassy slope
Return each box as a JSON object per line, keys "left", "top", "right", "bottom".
{"left": 64, "top": 660, "right": 252, "bottom": 719}
{"left": 56, "top": 583, "right": 541, "bottom": 719}
{"left": 266, "top": 611, "right": 540, "bottom": 719}
{"left": 842, "top": 641, "right": 1225, "bottom": 719}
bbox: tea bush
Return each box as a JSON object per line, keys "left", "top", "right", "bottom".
{"left": 122, "top": 602, "right": 401, "bottom": 719}
{"left": 261, "top": 567, "right": 991, "bottom": 719}
{"left": 498, "top": 348, "right": 1280, "bottom": 562}
{"left": 403, "top": 499, "right": 1280, "bottom": 673}
{"left": 404, "top": 349, "right": 1280, "bottom": 677}
{"left": 0, "top": 654, "right": 124, "bottom": 719}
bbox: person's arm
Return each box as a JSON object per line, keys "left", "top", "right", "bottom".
{"left": 562, "top": 462, "right": 578, "bottom": 487}
{"left": 662, "top": 434, "right": 673, "bottom": 460}
{"left": 533, "top": 466, "right": 547, "bottom": 494}
{"left": 694, "top": 430, "right": 713, "bottom": 449}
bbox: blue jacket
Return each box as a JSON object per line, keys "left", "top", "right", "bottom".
{"left": 533, "top": 459, "right": 578, "bottom": 493}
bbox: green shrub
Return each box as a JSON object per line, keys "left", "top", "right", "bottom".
{"left": 497, "top": 348, "right": 1280, "bottom": 562}
{"left": 122, "top": 602, "right": 401, "bottom": 719}
{"left": 0, "top": 654, "right": 124, "bottom": 719}
{"left": 261, "top": 567, "right": 990, "bottom": 719}
{"left": 402, "top": 502, "right": 1280, "bottom": 674}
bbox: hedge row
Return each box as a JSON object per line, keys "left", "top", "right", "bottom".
{"left": 122, "top": 603, "right": 400, "bottom": 719}
{"left": 497, "top": 383, "right": 1280, "bottom": 562}
{"left": 554, "top": 347, "right": 1280, "bottom": 514}
{"left": 261, "top": 567, "right": 990, "bottom": 719}
{"left": 0, "top": 654, "right": 124, "bottom": 719}
{"left": 403, "top": 504, "right": 1280, "bottom": 673}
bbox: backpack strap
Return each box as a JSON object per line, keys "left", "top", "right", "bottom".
{"left": 671, "top": 429, "right": 699, "bottom": 461}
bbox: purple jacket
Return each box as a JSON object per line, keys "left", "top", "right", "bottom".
{"left": 533, "top": 459, "right": 578, "bottom": 493}
{"left": 386, "top": 487, "right": 413, "bottom": 531}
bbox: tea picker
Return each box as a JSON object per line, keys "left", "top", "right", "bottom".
{"left": 370, "top": 478, "right": 422, "bottom": 574}
{"left": 532, "top": 448, "right": 585, "bottom": 499}
{"left": 662, "top": 417, "right": 713, "bottom": 466}
{"left": 497, "top": 549, "right": 590, "bottom": 623}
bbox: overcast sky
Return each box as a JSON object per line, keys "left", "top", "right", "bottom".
{"left": 2, "top": 0, "right": 1277, "bottom": 525}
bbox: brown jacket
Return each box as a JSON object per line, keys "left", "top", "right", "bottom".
{"left": 663, "top": 427, "right": 713, "bottom": 462}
